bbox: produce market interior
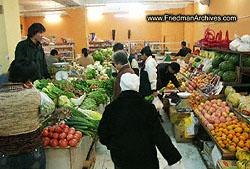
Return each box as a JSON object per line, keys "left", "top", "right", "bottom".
{"left": 0, "top": 0, "right": 250, "bottom": 169}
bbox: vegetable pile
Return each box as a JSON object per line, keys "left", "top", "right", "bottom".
{"left": 42, "top": 121, "right": 82, "bottom": 148}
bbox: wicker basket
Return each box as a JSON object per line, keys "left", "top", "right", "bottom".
{"left": 0, "top": 87, "right": 41, "bottom": 136}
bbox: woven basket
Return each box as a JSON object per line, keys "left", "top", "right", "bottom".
{"left": 0, "top": 87, "right": 41, "bottom": 136}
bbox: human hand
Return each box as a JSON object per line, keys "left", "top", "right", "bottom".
{"left": 153, "top": 91, "right": 158, "bottom": 97}
{"left": 178, "top": 87, "right": 185, "bottom": 92}
{"left": 23, "top": 81, "right": 34, "bottom": 88}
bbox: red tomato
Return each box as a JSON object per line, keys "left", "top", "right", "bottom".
{"left": 69, "top": 139, "right": 78, "bottom": 147}
{"left": 48, "top": 132, "right": 54, "bottom": 138}
{"left": 43, "top": 137, "right": 50, "bottom": 147}
{"left": 75, "top": 131, "right": 82, "bottom": 138}
{"left": 59, "top": 132, "right": 67, "bottom": 139}
{"left": 68, "top": 128, "right": 75, "bottom": 135}
{"left": 44, "top": 127, "right": 49, "bottom": 131}
{"left": 73, "top": 134, "right": 81, "bottom": 142}
{"left": 42, "top": 130, "right": 49, "bottom": 137}
{"left": 49, "top": 126, "right": 56, "bottom": 132}
{"left": 55, "top": 126, "right": 62, "bottom": 134}
{"left": 59, "top": 122, "right": 66, "bottom": 129}
{"left": 50, "top": 139, "right": 59, "bottom": 147}
{"left": 62, "top": 128, "right": 69, "bottom": 134}
{"left": 65, "top": 125, "right": 69, "bottom": 128}
{"left": 53, "top": 133, "right": 59, "bottom": 139}
{"left": 59, "top": 139, "right": 68, "bottom": 147}
{"left": 67, "top": 134, "right": 74, "bottom": 141}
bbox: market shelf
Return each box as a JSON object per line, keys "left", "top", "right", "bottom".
{"left": 193, "top": 109, "right": 236, "bottom": 160}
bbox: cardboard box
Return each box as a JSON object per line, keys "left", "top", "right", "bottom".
{"left": 173, "top": 125, "right": 193, "bottom": 143}
{"left": 216, "top": 160, "right": 237, "bottom": 169}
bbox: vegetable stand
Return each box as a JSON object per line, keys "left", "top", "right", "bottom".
{"left": 45, "top": 136, "right": 94, "bottom": 169}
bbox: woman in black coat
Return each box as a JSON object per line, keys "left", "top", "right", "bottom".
{"left": 98, "top": 73, "right": 181, "bottom": 169}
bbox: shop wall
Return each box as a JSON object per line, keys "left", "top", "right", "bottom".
{"left": 23, "top": 8, "right": 88, "bottom": 55}
{"left": 0, "top": 0, "right": 21, "bottom": 73}
{"left": 20, "top": 16, "right": 27, "bottom": 36}
{"left": 161, "top": 8, "right": 185, "bottom": 52}
{"left": 186, "top": 0, "right": 250, "bottom": 49}
{"left": 88, "top": 11, "right": 163, "bottom": 42}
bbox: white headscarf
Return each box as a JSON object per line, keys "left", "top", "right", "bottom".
{"left": 120, "top": 73, "right": 140, "bottom": 92}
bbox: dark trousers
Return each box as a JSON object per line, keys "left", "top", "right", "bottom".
{"left": 0, "top": 147, "right": 46, "bottom": 169}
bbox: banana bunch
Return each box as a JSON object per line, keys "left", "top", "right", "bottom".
{"left": 236, "top": 149, "right": 250, "bottom": 161}
{"left": 236, "top": 159, "right": 250, "bottom": 169}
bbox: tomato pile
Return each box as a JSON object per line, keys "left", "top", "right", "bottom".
{"left": 42, "top": 121, "right": 82, "bottom": 148}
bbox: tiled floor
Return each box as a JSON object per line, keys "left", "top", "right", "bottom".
{"left": 94, "top": 109, "right": 207, "bottom": 169}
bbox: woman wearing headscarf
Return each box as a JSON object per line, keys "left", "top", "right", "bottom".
{"left": 98, "top": 73, "right": 182, "bottom": 169}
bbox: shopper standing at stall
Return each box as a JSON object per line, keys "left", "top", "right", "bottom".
{"left": 77, "top": 48, "right": 95, "bottom": 68}
{"left": 0, "top": 61, "right": 46, "bottom": 169}
{"left": 98, "top": 73, "right": 182, "bottom": 169}
{"left": 46, "top": 49, "right": 58, "bottom": 68}
{"left": 112, "top": 43, "right": 139, "bottom": 77}
{"left": 14, "top": 23, "right": 50, "bottom": 81}
{"left": 139, "top": 46, "right": 158, "bottom": 97}
{"left": 112, "top": 51, "right": 134, "bottom": 100}
{"left": 157, "top": 62, "right": 185, "bottom": 91}
{"left": 176, "top": 41, "right": 192, "bottom": 57}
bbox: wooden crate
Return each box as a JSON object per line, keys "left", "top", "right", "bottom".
{"left": 83, "top": 143, "right": 96, "bottom": 169}
{"left": 45, "top": 136, "right": 93, "bottom": 169}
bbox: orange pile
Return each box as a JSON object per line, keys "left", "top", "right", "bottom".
{"left": 188, "top": 91, "right": 206, "bottom": 110}
{"left": 192, "top": 73, "right": 213, "bottom": 89}
{"left": 211, "top": 120, "right": 250, "bottom": 152}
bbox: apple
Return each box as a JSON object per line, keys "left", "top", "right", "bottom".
{"left": 207, "top": 124, "right": 214, "bottom": 131}
{"left": 229, "top": 112, "right": 234, "bottom": 117}
{"left": 222, "top": 112, "right": 228, "bottom": 117}
{"left": 215, "top": 118, "right": 220, "bottom": 124}
{"left": 232, "top": 116, "right": 237, "bottom": 120}
{"left": 220, "top": 116, "right": 226, "bottom": 123}
{"left": 226, "top": 116, "right": 232, "bottom": 122}
{"left": 225, "top": 106, "right": 230, "bottom": 113}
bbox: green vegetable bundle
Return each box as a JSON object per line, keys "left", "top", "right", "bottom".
{"left": 88, "top": 88, "right": 108, "bottom": 105}
{"left": 144, "top": 87, "right": 166, "bottom": 101}
{"left": 80, "top": 98, "right": 98, "bottom": 111}
{"left": 42, "top": 83, "right": 63, "bottom": 101}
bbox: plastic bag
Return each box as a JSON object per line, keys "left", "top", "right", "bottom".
{"left": 40, "top": 91, "right": 55, "bottom": 116}
{"left": 164, "top": 160, "right": 183, "bottom": 169}
{"left": 152, "top": 96, "right": 163, "bottom": 110}
{"left": 237, "top": 42, "right": 250, "bottom": 52}
{"left": 241, "top": 34, "right": 250, "bottom": 44}
{"left": 229, "top": 38, "right": 241, "bottom": 51}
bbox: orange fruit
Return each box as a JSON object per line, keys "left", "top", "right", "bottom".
{"left": 235, "top": 127, "right": 243, "bottom": 133}
{"left": 229, "top": 145, "right": 236, "bottom": 152}
{"left": 214, "top": 124, "right": 219, "bottom": 127}
{"left": 242, "top": 133, "right": 249, "bottom": 140}
{"left": 217, "top": 132, "right": 222, "bottom": 137}
{"left": 222, "top": 135, "right": 227, "bottom": 141}
{"left": 223, "top": 140, "right": 228, "bottom": 145}
{"left": 222, "top": 124, "right": 227, "bottom": 128}
{"left": 244, "top": 128, "right": 250, "bottom": 133}
{"left": 242, "top": 123, "right": 248, "bottom": 129}
{"left": 228, "top": 134, "right": 233, "bottom": 139}
{"left": 221, "top": 144, "right": 225, "bottom": 149}
{"left": 223, "top": 129, "right": 229, "bottom": 135}
{"left": 227, "top": 126, "right": 233, "bottom": 131}
{"left": 219, "top": 128, "right": 224, "bottom": 132}
{"left": 239, "top": 136, "right": 246, "bottom": 142}
{"left": 216, "top": 137, "right": 222, "bottom": 142}
{"left": 229, "top": 130, "right": 235, "bottom": 135}
{"left": 236, "top": 133, "right": 241, "bottom": 137}
{"left": 233, "top": 137, "right": 239, "bottom": 144}
{"left": 238, "top": 141, "right": 245, "bottom": 148}
{"left": 219, "top": 124, "right": 223, "bottom": 128}
{"left": 218, "top": 140, "right": 223, "bottom": 145}
{"left": 245, "top": 142, "right": 250, "bottom": 149}
{"left": 246, "top": 139, "right": 250, "bottom": 144}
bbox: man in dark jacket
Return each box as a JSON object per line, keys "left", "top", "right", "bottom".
{"left": 157, "top": 62, "right": 184, "bottom": 92}
{"left": 176, "top": 41, "right": 192, "bottom": 57}
{"left": 98, "top": 73, "right": 182, "bottom": 169}
{"left": 112, "top": 51, "right": 134, "bottom": 100}
{"left": 14, "top": 23, "right": 50, "bottom": 81}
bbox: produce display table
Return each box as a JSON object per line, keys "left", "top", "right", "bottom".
{"left": 45, "top": 136, "right": 94, "bottom": 169}
{"left": 193, "top": 109, "right": 235, "bottom": 160}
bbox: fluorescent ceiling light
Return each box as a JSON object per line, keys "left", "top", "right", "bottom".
{"left": 114, "top": 3, "right": 145, "bottom": 18}
{"left": 88, "top": 8, "right": 103, "bottom": 20}
{"left": 45, "top": 14, "right": 61, "bottom": 22}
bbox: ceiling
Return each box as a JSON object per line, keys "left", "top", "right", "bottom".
{"left": 19, "top": 0, "right": 197, "bottom": 17}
